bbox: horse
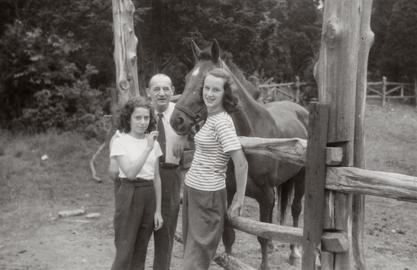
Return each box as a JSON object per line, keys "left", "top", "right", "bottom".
{"left": 170, "top": 40, "right": 308, "bottom": 270}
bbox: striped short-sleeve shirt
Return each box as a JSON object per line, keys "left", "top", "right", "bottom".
{"left": 185, "top": 111, "right": 242, "bottom": 191}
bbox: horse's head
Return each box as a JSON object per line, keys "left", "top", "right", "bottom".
{"left": 170, "top": 40, "right": 223, "bottom": 135}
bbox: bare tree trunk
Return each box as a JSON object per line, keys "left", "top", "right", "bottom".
{"left": 112, "top": 0, "right": 143, "bottom": 107}
{"left": 353, "top": 0, "right": 374, "bottom": 269}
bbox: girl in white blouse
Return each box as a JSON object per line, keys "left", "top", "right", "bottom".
{"left": 110, "top": 97, "right": 163, "bottom": 270}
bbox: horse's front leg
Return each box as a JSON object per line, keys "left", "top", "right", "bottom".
{"left": 256, "top": 185, "right": 275, "bottom": 270}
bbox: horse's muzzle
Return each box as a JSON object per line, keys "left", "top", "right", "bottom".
{"left": 170, "top": 112, "right": 192, "bottom": 136}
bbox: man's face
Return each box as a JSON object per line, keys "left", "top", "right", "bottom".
{"left": 148, "top": 76, "right": 174, "bottom": 112}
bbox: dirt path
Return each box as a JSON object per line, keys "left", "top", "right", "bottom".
{"left": 1, "top": 102, "right": 416, "bottom": 270}
{"left": 1, "top": 192, "right": 416, "bottom": 270}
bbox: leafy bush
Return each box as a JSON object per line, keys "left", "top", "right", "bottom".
{"left": 0, "top": 21, "right": 109, "bottom": 140}
{"left": 13, "top": 67, "right": 109, "bottom": 140}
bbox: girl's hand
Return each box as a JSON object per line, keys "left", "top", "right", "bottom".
{"left": 154, "top": 211, "right": 163, "bottom": 231}
{"left": 227, "top": 195, "right": 244, "bottom": 219}
{"left": 146, "top": 131, "right": 159, "bottom": 150}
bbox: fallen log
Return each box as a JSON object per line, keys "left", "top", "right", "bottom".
{"left": 89, "top": 142, "right": 106, "bottom": 183}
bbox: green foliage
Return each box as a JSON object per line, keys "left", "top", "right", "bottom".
{"left": 3, "top": 0, "right": 414, "bottom": 133}
{"left": 0, "top": 20, "right": 108, "bottom": 139}
{"left": 369, "top": 0, "right": 417, "bottom": 82}
{"left": 379, "top": 0, "right": 417, "bottom": 81}
{"left": 13, "top": 66, "right": 108, "bottom": 140}
{"left": 136, "top": 0, "right": 320, "bottom": 87}
{"left": 0, "top": 0, "right": 115, "bottom": 138}
{"left": 369, "top": 0, "right": 398, "bottom": 79}
{"left": 0, "top": 21, "right": 80, "bottom": 123}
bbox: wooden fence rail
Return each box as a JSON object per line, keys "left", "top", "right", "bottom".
{"left": 238, "top": 135, "right": 417, "bottom": 203}
{"left": 366, "top": 76, "right": 417, "bottom": 106}
{"left": 256, "top": 76, "right": 417, "bottom": 107}
{"left": 326, "top": 167, "right": 417, "bottom": 202}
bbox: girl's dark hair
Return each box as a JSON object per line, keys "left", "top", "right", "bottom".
{"left": 205, "top": 68, "right": 239, "bottom": 114}
{"left": 118, "top": 96, "right": 156, "bottom": 133}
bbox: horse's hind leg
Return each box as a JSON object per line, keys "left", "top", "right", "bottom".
{"left": 289, "top": 168, "right": 305, "bottom": 266}
{"left": 256, "top": 184, "right": 275, "bottom": 270}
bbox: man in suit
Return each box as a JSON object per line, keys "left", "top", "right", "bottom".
{"left": 147, "top": 74, "right": 185, "bottom": 270}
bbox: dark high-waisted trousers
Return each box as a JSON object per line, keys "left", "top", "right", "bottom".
{"left": 111, "top": 178, "right": 155, "bottom": 270}
{"left": 153, "top": 166, "right": 182, "bottom": 270}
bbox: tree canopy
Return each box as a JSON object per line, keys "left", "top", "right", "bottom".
{"left": 0, "top": 0, "right": 413, "bottom": 133}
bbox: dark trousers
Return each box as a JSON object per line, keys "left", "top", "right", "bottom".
{"left": 111, "top": 179, "right": 155, "bottom": 270}
{"left": 182, "top": 185, "right": 227, "bottom": 270}
{"left": 153, "top": 167, "right": 181, "bottom": 270}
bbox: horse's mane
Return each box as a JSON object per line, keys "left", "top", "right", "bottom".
{"left": 197, "top": 43, "right": 261, "bottom": 100}
{"left": 224, "top": 59, "right": 261, "bottom": 100}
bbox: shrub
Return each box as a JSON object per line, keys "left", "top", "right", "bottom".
{"left": 0, "top": 21, "right": 109, "bottom": 140}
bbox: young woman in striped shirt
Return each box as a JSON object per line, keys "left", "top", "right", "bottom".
{"left": 182, "top": 68, "right": 248, "bottom": 270}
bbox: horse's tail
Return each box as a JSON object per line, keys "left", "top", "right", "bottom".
{"left": 277, "top": 178, "right": 294, "bottom": 225}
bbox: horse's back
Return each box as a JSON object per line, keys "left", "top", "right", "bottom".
{"left": 265, "top": 101, "right": 308, "bottom": 139}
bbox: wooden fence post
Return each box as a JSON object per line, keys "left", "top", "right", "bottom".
{"left": 302, "top": 103, "right": 329, "bottom": 270}
{"left": 382, "top": 76, "right": 387, "bottom": 107}
{"left": 314, "top": 0, "right": 369, "bottom": 269}
{"left": 295, "top": 76, "right": 301, "bottom": 103}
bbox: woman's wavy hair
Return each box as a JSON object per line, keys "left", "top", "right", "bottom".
{"left": 117, "top": 96, "right": 156, "bottom": 134}
{"left": 204, "top": 68, "right": 239, "bottom": 114}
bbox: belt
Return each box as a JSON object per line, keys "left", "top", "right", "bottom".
{"left": 159, "top": 162, "right": 179, "bottom": 169}
{"left": 118, "top": 177, "right": 153, "bottom": 187}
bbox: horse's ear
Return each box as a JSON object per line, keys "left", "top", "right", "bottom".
{"left": 211, "top": 39, "right": 220, "bottom": 62}
{"left": 191, "top": 40, "right": 201, "bottom": 63}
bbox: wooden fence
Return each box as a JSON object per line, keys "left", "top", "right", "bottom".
{"left": 259, "top": 76, "right": 417, "bottom": 107}
{"left": 366, "top": 76, "right": 417, "bottom": 107}
{"left": 172, "top": 101, "right": 417, "bottom": 270}
{"left": 219, "top": 105, "right": 417, "bottom": 270}
{"left": 258, "top": 76, "right": 311, "bottom": 104}
{"left": 197, "top": 0, "right": 417, "bottom": 269}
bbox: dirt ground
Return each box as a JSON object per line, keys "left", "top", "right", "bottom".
{"left": 1, "top": 101, "right": 416, "bottom": 270}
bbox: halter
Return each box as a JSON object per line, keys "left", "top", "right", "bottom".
{"left": 174, "top": 100, "right": 206, "bottom": 124}
{"left": 175, "top": 59, "right": 232, "bottom": 124}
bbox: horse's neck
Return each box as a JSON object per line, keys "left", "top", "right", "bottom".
{"left": 226, "top": 61, "right": 259, "bottom": 99}
{"left": 223, "top": 62, "right": 272, "bottom": 131}
{"left": 231, "top": 109, "right": 252, "bottom": 136}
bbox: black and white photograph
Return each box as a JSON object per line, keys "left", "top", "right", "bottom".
{"left": 0, "top": 0, "right": 416, "bottom": 269}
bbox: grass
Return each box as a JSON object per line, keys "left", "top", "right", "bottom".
{"left": 0, "top": 131, "right": 111, "bottom": 237}
{"left": 364, "top": 102, "right": 417, "bottom": 176}
{"left": 0, "top": 101, "right": 416, "bottom": 270}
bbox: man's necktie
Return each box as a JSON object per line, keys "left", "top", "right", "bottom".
{"left": 157, "top": 113, "right": 166, "bottom": 162}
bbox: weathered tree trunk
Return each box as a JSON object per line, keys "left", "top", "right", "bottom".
{"left": 112, "top": 0, "right": 143, "bottom": 108}
{"left": 315, "top": 0, "right": 369, "bottom": 268}
{"left": 353, "top": 0, "right": 375, "bottom": 269}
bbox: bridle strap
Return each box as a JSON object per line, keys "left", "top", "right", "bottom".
{"left": 175, "top": 101, "right": 205, "bottom": 124}
{"left": 176, "top": 59, "right": 226, "bottom": 124}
